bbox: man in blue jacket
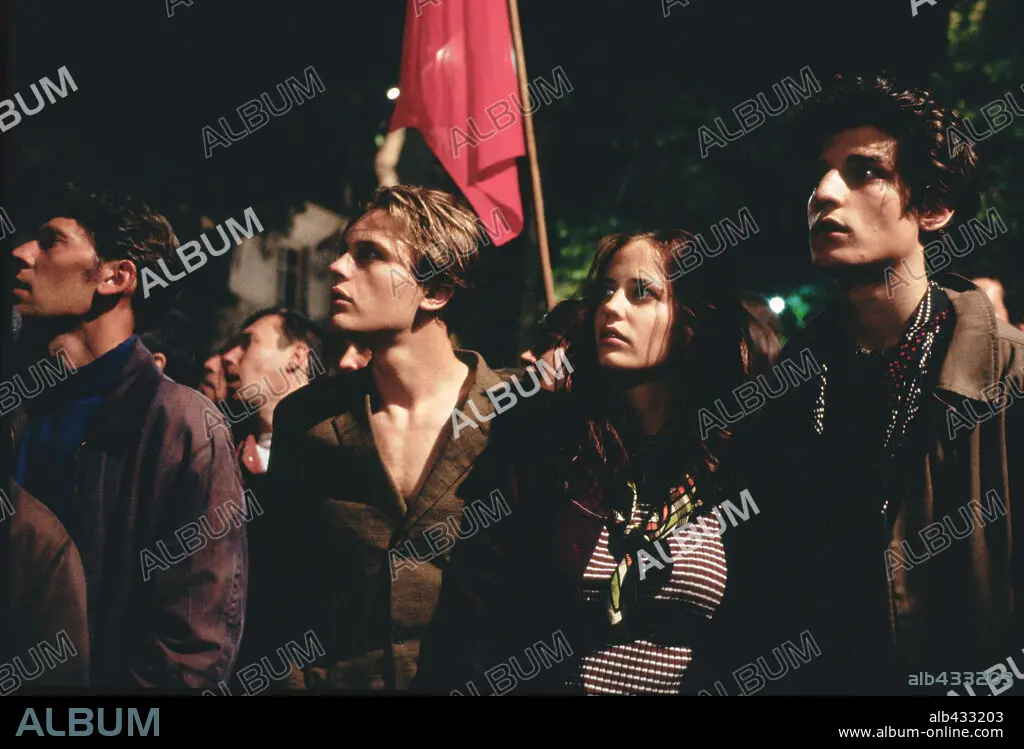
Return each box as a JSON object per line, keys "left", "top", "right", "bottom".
{"left": 8, "top": 184, "right": 247, "bottom": 688}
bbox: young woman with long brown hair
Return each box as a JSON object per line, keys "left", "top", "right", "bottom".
{"left": 416, "top": 229, "right": 778, "bottom": 695}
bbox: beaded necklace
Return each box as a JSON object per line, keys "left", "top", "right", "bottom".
{"left": 812, "top": 282, "right": 952, "bottom": 485}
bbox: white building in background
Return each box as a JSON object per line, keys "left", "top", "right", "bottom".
{"left": 221, "top": 201, "right": 348, "bottom": 338}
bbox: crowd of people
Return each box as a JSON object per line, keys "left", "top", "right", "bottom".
{"left": 3, "top": 72, "right": 1022, "bottom": 696}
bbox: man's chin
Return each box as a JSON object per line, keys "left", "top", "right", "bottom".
{"left": 810, "top": 246, "right": 877, "bottom": 272}
{"left": 810, "top": 240, "right": 855, "bottom": 264}
{"left": 330, "top": 314, "right": 382, "bottom": 341}
{"left": 13, "top": 306, "right": 86, "bottom": 318}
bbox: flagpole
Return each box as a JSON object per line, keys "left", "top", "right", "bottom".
{"left": 507, "top": 0, "right": 556, "bottom": 311}
{"left": 375, "top": 127, "right": 406, "bottom": 187}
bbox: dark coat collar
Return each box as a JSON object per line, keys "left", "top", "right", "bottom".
{"left": 800, "top": 273, "right": 1015, "bottom": 403}
{"left": 10, "top": 337, "right": 164, "bottom": 454}
{"left": 82, "top": 337, "right": 165, "bottom": 449}
{"left": 931, "top": 273, "right": 1015, "bottom": 402}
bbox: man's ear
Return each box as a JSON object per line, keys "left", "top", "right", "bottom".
{"left": 917, "top": 203, "right": 954, "bottom": 233}
{"left": 287, "top": 342, "right": 310, "bottom": 375}
{"left": 96, "top": 258, "right": 138, "bottom": 297}
{"left": 419, "top": 283, "right": 455, "bottom": 313}
{"left": 152, "top": 352, "right": 167, "bottom": 371}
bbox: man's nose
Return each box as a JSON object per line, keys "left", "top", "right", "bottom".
{"left": 11, "top": 240, "right": 37, "bottom": 267}
{"left": 809, "top": 168, "right": 845, "bottom": 217}
{"left": 329, "top": 251, "right": 354, "bottom": 278}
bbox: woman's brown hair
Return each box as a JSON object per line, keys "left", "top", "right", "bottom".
{"left": 556, "top": 230, "right": 775, "bottom": 506}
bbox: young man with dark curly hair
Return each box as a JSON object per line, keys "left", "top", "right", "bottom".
{"left": 744, "top": 74, "right": 1024, "bottom": 696}
{"left": 8, "top": 184, "right": 247, "bottom": 688}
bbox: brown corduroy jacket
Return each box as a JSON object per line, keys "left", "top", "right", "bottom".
{"left": 254, "top": 350, "right": 519, "bottom": 691}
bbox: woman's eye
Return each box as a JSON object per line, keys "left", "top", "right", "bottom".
{"left": 635, "top": 282, "right": 661, "bottom": 300}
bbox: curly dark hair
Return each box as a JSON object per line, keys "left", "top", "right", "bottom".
{"left": 558, "top": 231, "right": 770, "bottom": 505}
{"left": 48, "top": 183, "right": 182, "bottom": 324}
{"left": 795, "top": 73, "right": 981, "bottom": 226}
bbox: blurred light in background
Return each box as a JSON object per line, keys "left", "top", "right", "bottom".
{"left": 387, "top": 87, "right": 400, "bottom": 100}
{"left": 768, "top": 296, "right": 786, "bottom": 314}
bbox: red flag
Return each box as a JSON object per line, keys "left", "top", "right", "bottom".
{"left": 390, "top": 0, "right": 525, "bottom": 246}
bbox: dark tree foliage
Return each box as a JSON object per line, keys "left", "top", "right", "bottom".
{"left": 6, "top": 0, "right": 1020, "bottom": 365}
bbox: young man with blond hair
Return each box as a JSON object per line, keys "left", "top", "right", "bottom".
{"left": 255, "top": 185, "right": 516, "bottom": 692}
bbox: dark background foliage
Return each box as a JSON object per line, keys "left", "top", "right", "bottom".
{"left": 3, "top": 0, "right": 1020, "bottom": 366}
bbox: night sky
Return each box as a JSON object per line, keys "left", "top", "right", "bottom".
{"left": 1, "top": 0, "right": 970, "bottom": 362}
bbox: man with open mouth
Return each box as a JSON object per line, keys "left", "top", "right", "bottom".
{"left": 746, "top": 73, "right": 1024, "bottom": 696}
{"left": 8, "top": 184, "right": 247, "bottom": 689}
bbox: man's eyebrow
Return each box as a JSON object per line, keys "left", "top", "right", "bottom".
{"left": 226, "top": 332, "right": 248, "bottom": 349}
{"left": 847, "top": 152, "right": 886, "bottom": 161}
{"left": 38, "top": 225, "right": 65, "bottom": 238}
{"left": 351, "top": 237, "right": 393, "bottom": 257}
{"left": 846, "top": 150, "right": 892, "bottom": 166}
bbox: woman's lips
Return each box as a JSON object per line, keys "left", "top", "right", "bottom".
{"left": 599, "top": 330, "right": 629, "bottom": 346}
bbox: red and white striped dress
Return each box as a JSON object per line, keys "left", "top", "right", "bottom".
{"left": 567, "top": 500, "right": 728, "bottom": 695}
